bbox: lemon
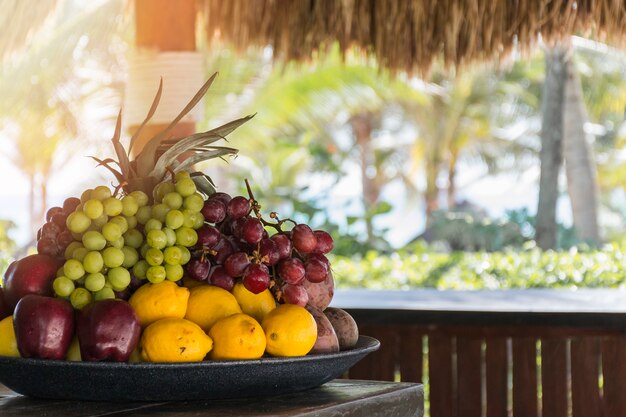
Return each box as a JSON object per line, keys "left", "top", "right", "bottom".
{"left": 232, "top": 283, "right": 276, "bottom": 323}
{"left": 208, "top": 313, "right": 266, "bottom": 360}
{"left": 129, "top": 281, "right": 189, "bottom": 327}
{"left": 0, "top": 316, "right": 20, "bottom": 357}
{"left": 141, "top": 318, "right": 213, "bottom": 362}
{"left": 261, "top": 304, "right": 317, "bottom": 357}
{"left": 185, "top": 285, "right": 242, "bottom": 332}
{"left": 66, "top": 336, "right": 81, "bottom": 361}
{"left": 182, "top": 276, "right": 206, "bottom": 289}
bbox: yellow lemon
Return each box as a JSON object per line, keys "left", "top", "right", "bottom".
{"left": 66, "top": 336, "right": 81, "bottom": 361}
{"left": 129, "top": 281, "right": 189, "bottom": 327}
{"left": 208, "top": 313, "right": 266, "bottom": 360}
{"left": 0, "top": 316, "right": 19, "bottom": 357}
{"left": 182, "top": 276, "right": 206, "bottom": 289}
{"left": 185, "top": 285, "right": 241, "bottom": 332}
{"left": 261, "top": 304, "right": 317, "bottom": 357}
{"left": 231, "top": 283, "right": 276, "bottom": 323}
{"left": 141, "top": 318, "right": 213, "bottom": 362}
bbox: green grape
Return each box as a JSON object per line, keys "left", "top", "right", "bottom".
{"left": 83, "top": 251, "right": 104, "bottom": 274}
{"left": 121, "top": 195, "right": 138, "bottom": 216}
{"left": 178, "top": 245, "right": 191, "bottom": 264}
{"left": 109, "top": 216, "right": 129, "bottom": 234}
{"left": 165, "top": 264, "right": 184, "bottom": 281}
{"left": 111, "top": 236, "right": 125, "bottom": 249}
{"left": 136, "top": 206, "right": 152, "bottom": 224}
{"left": 103, "top": 197, "right": 123, "bottom": 217}
{"left": 163, "top": 227, "right": 177, "bottom": 247}
{"left": 93, "top": 214, "right": 109, "bottom": 228}
{"left": 80, "top": 189, "right": 93, "bottom": 203}
{"left": 94, "top": 287, "right": 116, "bottom": 301}
{"left": 129, "top": 190, "right": 149, "bottom": 207}
{"left": 145, "top": 248, "right": 164, "bottom": 266}
{"left": 102, "top": 247, "right": 125, "bottom": 268}
{"left": 83, "top": 199, "right": 104, "bottom": 220}
{"left": 146, "top": 266, "right": 166, "bottom": 284}
{"left": 125, "top": 215, "right": 138, "bottom": 229}
{"left": 176, "top": 227, "right": 198, "bottom": 247}
{"left": 75, "top": 203, "right": 84, "bottom": 212}
{"left": 163, "top": 192, "right": 183, "bottom": 209}
{"left": 64, "top": 242, "right": 83, "bottom": 260}
{"left": 56, "top": 266, "right": 65, "bottom": 277}
{"left": 175, "top": 171, "right": 190, "bottom": 181}
{"left": 175, "top": 178, "right": 196, "bottom": 197}
{"left": 132, "top": 260, "right": 149, "bottom": 279}
{"left": 85, "top": 272, "right": 106, "bottom": 292}
{"left": 91, "top": 185, "right": 112, "bottom": 201}
{"left": 163, "top": 246, "right": 182, "bottom": 265}
{"left": 123, "top": 229, "right": 144, "bottom": 249}
{"left": 182, "top": 209, "right": 197, "bottom": 228}
{"left": 72, "top": 247, "right": 88, "bottom": 262}
{"left": 102, "top": 222, "right": 122, "bottom": 242}
{"left": 70, "top": 288, "right": 93, "bottom": 310}
{"left": 53, "top": 276, "right": 75, "bottom": 297}
{"left": 66, "top": 211, "right": 91, "bottom": 234}
{"left": 140, "top": 243, "right": 150, "bottom": 258}
{"left": 82, "top": 230, "right": 107, "bottom": 251}
{"left": 165, "top": 209, "right": 184, "bottom": 229}
{"left": 144, "top": 218, "right": 162, "bottom": 232}
{"left": 121, "top": 246, "right": 139, "bottom": 268}
{"left": 146, "top": 229, "right": 167, "bottom": 249}
{"left": 154, "top": 182, "right": 176, "bottom": 202}
{"left": 151, "top": 204, "right": 169, "bottom": 223}
{"left": 107, "top": 267, "right": 131, "bottom": 291}
{"left": 192, "top": 213, "right": 205, "bottom": 229}
{"left": 64, "top": 259, "right": 85, "bottom": 280}
{"left": 183, "top": 193, "right": 204, "bottom": 212}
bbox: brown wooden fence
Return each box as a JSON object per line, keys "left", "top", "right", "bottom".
{"left": 336, "top": 290, "right": 626, "bottom": 417}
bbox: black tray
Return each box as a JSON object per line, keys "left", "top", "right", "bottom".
{"left": 0, "top": 335, "right": 379, "bottom": 401}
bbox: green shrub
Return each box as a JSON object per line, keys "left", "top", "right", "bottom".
{"left": 330, "top": 241, "right": 626, "bottom": 289}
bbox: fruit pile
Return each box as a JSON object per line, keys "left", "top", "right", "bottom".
{"left": 0, "top": 75, "right": 360, "bottom": 363}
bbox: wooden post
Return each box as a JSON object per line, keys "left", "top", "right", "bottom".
{"left": 130, "top": 0, "right": 197, "bottom": 155}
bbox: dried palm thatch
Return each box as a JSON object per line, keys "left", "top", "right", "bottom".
{"left": 201, "top": 0, "right": 626, "bottom": 74}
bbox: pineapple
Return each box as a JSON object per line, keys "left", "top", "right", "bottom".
{"left": 92, "top": 73, "right": 253, "bottom": 199}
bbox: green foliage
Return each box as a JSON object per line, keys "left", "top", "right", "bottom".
{"left": 0, "top": 220, "right": 16, "bottom": 281}
{"left": 331, "top": 242, "right": 626, "bottom": 289}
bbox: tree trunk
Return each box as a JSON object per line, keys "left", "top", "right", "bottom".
{"left": 536, "top": 47, "right": 567, "bottom": 250}
{"left": 447, "top": 148, "right": 458, "bottom": 209}
{"left": 563, "top": 56, "right": 600, "bottom": 244}
{"left": 351, "top": 113, "right": 376, "bottom": 243}
{"left": 39, "top": 177, "right": 48, "bottom": 229}
{"left": 425, "top": 158, "right": 440, "bottom": 224}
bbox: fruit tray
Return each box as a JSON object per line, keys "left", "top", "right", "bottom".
{"left": 0, "top": 335, "right": 379, "bottom": 401}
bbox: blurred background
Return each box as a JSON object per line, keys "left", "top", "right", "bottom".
{"left": 1, "top": 0, "right": 626, "bottom": 290}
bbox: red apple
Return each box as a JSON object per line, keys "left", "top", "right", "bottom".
{"left": 4, "top": 254, "right": 59, "bottom": 310}
{"left": 0, "top": 287, "right": 10, "bottom": 320}
{"left": 13, "top": 294, "right": 75, "bottom": 360}
{"left": 77, "top": 299, "right": 140, "bottom": 362}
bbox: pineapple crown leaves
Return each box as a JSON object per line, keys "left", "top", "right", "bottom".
{"left": 90, "top": 72, "right": 255, "bottom": 192}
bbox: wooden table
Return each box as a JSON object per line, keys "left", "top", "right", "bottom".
{"left": 0, "top": 379, "right": 424, "bottom": 417}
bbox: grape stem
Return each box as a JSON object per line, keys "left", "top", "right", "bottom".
{"left": 244, "top": 178, "right": 297, "bottom": 233}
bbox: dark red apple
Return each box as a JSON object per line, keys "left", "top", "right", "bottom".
{"left": 77, "top": 299, "right": 140, "bottom": 362}
{"left": 0, "top": 287, "right": 10, "bottom": 320}
{"left": 13, "top": 294, "right": 75, "bottom": 360}
{"left": 4, "top": 254, "right": 59, "bottom": 310}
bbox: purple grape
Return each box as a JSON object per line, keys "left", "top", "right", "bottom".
{"left": 259, "top": 238, "right": 279, "bottom": 266}
{"left": 211, "top": 237, "right": 234, "bottom": 264}
{"left": 227, "top": 196, "right": 250, "bottom": 219}
{"left": 201, "top": 199, "right": 226, "bottom": 223}
{"left": 209, "top": 192, "right": 232, "bottom": 207}
{"left": 313, "top": 230, "right": 334, "bottom": 254}
{"left": 291, "top": 224, "right": 317, "bottom": 253}
{"left": 271, "top": 233, "right": 292, "bottom": 259}
{"left": 56, "top": 230, "right": 74, "bottom": 250}
{"left": 282, "top": 284, "right": 308, "bottom": 307}
{"left": 63, "top": 197, "right": 81, "bottom": 213}
{"left": 209, "top": 266, "right": 235, "bottom": 291}
{"left": 196, "top": 225, "right": 221, "bottom": 248}
{"left": 185, "top": 258, "right": 211, "bottom": 281}
{"left": 241, "top": 217, "right": 264, "bottom": 245}
{"left": 304, "top": 256, "right": 329, "bottom": 283}
{"left": 242, "top": 263, "right": 270, "bottom": 294}
{"left": 223, "top": 252, "right": 251, "bottom": 277}
{"left": 46, "top": 207, "right": 63, "bottom": 222}
{"left": 278, "top": 258, "right": 305, "bottom": 285}
{"left": 37, "top": 238, "right": 58, "bottom": 257}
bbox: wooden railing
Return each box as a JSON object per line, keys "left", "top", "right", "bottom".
{"left": 333, "top": 289, "right": 626, "bottom": 417}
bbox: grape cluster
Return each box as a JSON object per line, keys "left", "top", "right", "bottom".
{"left": 44, "top": 171, "right": 204, "bottom": 309}
{"left": 188, "top": 182, "right": 334, "bottom": 307}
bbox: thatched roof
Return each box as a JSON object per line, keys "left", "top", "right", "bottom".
{"left": 202, "top": 0, "right": 626, "bottom": 73}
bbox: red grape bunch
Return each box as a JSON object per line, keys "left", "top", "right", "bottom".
{"left": 189, "top": 180, "right": 334, "bottom": 307}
